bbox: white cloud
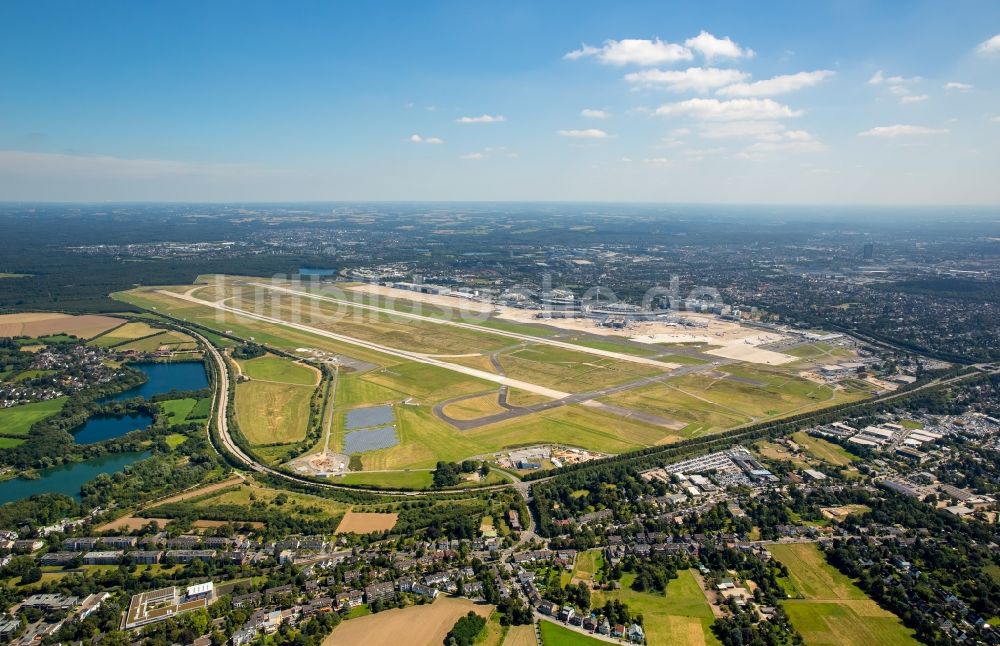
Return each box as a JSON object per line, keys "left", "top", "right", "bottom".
{"left": 944, "top": 82, "right": 973, "bottom": 91}
{"left": 581, "top": 108, "right": 611, "bottom": 119}
{"left": 869, "top": 71, "right": 919, "bottom": 86}
{"left": 654, "top": 98, "right": 802, "bottom": 121}
{"left": 558, "top": 128, "right": 609, "bottom": 138}
{"left": 460, "top": 152, "right": 486, "bottom": 160}
{"left": 858, "top": 125, "right": 949, "bottom": 137}
{"left": 991, "top": 116, "right": 1000, "bottom": 123}
{"left": 408, "top": 134, "right": 443, "bottom": 144}
{"left": 900, "top": 94, "right": 929, "bottom": 104}
{"left": 669, "top": 127, "right": 691, "bottom": 136}
{"left": 625, "top": 67, "right": 748, "bottom": 92}
{"left": 564, "top": 38, "right": 692, "bottom": 65}
{"left": 642, "top": 157, "right": 673, "bottom": 165}
{"left": 456, "top": 114, "right": 506, "bottom": 123}
{"left": 698, "top": 121, "right": 786, "bottom": 139}
{"left": 718, "top": 70, "right": 834, "bottom": 96}
{"left": 977, "top": 33, "right": 1000, "bottom": 55}
{"left": 684, "top": 31, "right": 753, "bottom": 60}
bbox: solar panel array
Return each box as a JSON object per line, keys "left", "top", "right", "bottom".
{"left": 345, "top": 405, "right": 395, "bottom": 430}
{"left": 343, "top": 425, "right": 399, "bottom": 454}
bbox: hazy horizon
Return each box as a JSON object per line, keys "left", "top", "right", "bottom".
{"left": 2, "top": 1, "right": 999, "bottom": 204}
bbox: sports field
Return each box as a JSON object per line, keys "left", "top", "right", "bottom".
{"left": 0, "top": 397, "right": 67, "bottom": 437}
{"left": 235, "top": 355, "right": 318, "bottom": 445}
{"left": 592, "top": 570, "right": 720, "bottom": 646}
{"left": 323, "top": 596, "right": 492, "bottom": 646}
{"left": 769, "top": 543, "right": 918, "bottom": 646}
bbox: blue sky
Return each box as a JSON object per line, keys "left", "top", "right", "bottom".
{"left": 1, "top": 0, "right": 999, "bottom": 203}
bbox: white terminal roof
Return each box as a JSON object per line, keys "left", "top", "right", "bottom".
{"left": 186, "top": 582, "right": 214, "bottom": 596}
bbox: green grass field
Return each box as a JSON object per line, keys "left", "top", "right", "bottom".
{"left": 790, "top": 431, "right": 858, "bottom": 466}
{"left": 234, "top": 355, "right": 318, "bottom": 445}
{"left": 592, "top": 570, "right": 720, "bottom": 646}
{"left": 117, "top": 329, "right": 197, "bottom": 352}
{"left": 0, "top": 397, "right": 68, "bottom": 437}
{"left": 539, "top": 621, "right": 604, "bottom": 645}
{"left": 497, "top": 343, "right": 665, "bottom": 393}
{"left": 335, "top": 374, "right": 404, "bottom": 408}
{"left": 239, "top": 354, "right": 319, "bottom": 385}
{"left": 570, "top": 549, "right": 603, "bottom": 583}
{"left": 165, "top": 481, "right": 350, "bottom": 522}
{"left": 236, "top": 381, "right": 314, "bottom": 446}
{"left": 164, "top": 433, "right": 188, "bottom": 448}
{"left": 159, "top": 398, "right": 198, "bottom": 425}
{"left": 0, "top": 438, "right": 25, "bottom": 448}
{"left": 604, "top": 365, "right": 869, "bottom": 434}
{"left": 337, "top": 470, "right": 433, "bottom": 489}
{"left": 769, "top": 543, "right": 918, "bottom": 646}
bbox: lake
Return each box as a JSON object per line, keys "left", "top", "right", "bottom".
{"left": 101, "top": 361, "right": 209, "bottom": 403}
{"left": 73, "top": 412, "right": 155, "bottom": 444}
{"left": 0, "top": 451, "right": 151, "bottom": 505}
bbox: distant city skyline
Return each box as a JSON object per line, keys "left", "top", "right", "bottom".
{"left": 1, "top": 1, "right": 999, "bottom": 204}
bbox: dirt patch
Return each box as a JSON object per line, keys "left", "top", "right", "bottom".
{"left": 335, "top": 510, "right": 398, "bottom": 534}
{"left": 96, "top": 516, "right": 169, "bottom": 532}
{"left": 324, "top": 596, "right": 492, "bottom": 646}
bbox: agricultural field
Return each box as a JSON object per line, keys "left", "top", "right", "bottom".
{"left": 769, "top": 543, "right": 918, "bottom": 646}
{"left": 89, "top": 321, "right": 163, "bottom": 347}
{"left": 117, "top": 329, "right": 197, "bottom": 352}
{"left": 235, "top": 355, "right": 318, "bottom": 445}
{"left": 323, "top": 596, "right": 493, "bottom": 646}
{"left": 0, "top": 397, "right": 67, "bottom": 437}
{"left": 592, "top": 570, "right": 721, "bottom": 646}
{"left": 0, "top": 312, "right": 123, "bottom": 340}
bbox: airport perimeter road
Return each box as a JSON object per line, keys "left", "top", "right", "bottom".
{"left": 249, "top": 282, "right": 682, "bottom": 370}
{"left": 161, "top": 289, "right": 571, "bottom": 400}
